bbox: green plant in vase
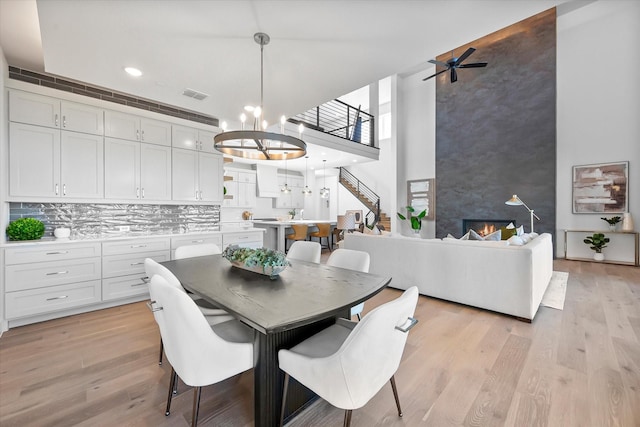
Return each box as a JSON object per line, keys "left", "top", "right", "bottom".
{"left": 6, "top": 217, "right": 45, "bottom": 241}
{"left": 601, "top": 216, "right": 621, "bottom": 231}
{"left": 583, "top": 232, "right": 609, "bottom": 261}
{"left": 288, "top": 208, "right": 296, "bottom": 220}
{"left": 397, "top": 206, "right": 426, "bottom": 236}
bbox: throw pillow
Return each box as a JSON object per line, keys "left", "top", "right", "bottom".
{"left": 460, "top": 231, "right": 470, "bottom": 240}
{"left": 516, "top": 225, "right": 524, "bottom": 236}
{"left": 484, "top": 229, "right": 502, "bottom": 241}
{"left": 469, "top": 229, "right": 484, "bottom": 240}
{"left": 508, "top": 235, "right": 525, "bottom": 246}
{"left": 500, "top": 226, "right": 517, "bottom": 240}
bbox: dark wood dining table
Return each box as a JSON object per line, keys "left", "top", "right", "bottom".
{"left": 161, "top": 254, "right": 391, "bottom": 427}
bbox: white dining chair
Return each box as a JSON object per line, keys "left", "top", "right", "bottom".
{"left": 326, "top": 249, "right": 371, "bottom": 320}
{"left": 144, "top": 258, "right": 233, "bottom": 365}
{"left": 148, "top": 275, "right": 254, "bottom": 427}
{"left": 286, "top": 240, "right": 322, "bottom": 264}
{"left": 278, "top": 286, "right": 419, "bottom": 427}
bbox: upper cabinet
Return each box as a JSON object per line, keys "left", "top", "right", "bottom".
{"left": 104, "top": 111, "right": 171, "bottom": 146}
{"left": 172, "top": 148, "right": 223, "bottom": 202}
{"left": 172, "top": 125, "right": 218, "bottom": 153}
{"left": 9, "top": 90, "right": 104, "bottom": 135}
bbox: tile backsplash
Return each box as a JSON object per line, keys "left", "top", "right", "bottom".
{"left": 9, "top": 203, "right": 220, "bottom": 239}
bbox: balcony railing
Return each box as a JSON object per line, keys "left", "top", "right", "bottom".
{"left": 289, "top": 99, "right": 375, "bottom": 147}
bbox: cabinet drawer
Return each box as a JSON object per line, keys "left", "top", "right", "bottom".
{"left": 102, "top": 274, "right": 149, "bottom": 301}
{"left": 5, "top": 257, "right": 102, "bottom": 292}
{"left": 5, "top": 280, "right": 102, "bottom": 319}
{"left": 102, "top": 251, "right": 170, "bottom": 278}
{"left": 102, "top": 238, "right": 170, "bottom": 256}
{"left": 170, "top": 234, "right": 223, "bottom": 250}
{"left": 223, "top": 232, "right": 263, "bottom": 247}
{"left": 5, "top": 242, "right": 102, "bottom": 264}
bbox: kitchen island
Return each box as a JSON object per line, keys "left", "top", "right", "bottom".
{"left": 252, "top": 219, "right": 336, "bottom": 252}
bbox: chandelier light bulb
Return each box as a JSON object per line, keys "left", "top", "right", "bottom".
{"left": 253, "top": 106, "right": 262, "bottom": 118}
{"left": 221, "top": 121, "right": 227, "bottom": 132}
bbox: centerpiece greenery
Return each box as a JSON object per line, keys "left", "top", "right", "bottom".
{"left": 222, "top": 245, "right": 290, "bottom": 279}
{"left": 6, "top": 217, "right": 45, "bottom": 241}
{"left": 397, "top": 206, "right": 426, "bottom": 234}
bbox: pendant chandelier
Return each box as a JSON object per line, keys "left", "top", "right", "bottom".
{"left": 281, "top": 154, "right": 291, "bottom": 193}
{"left": 320, "top": 159, "right": 330, "bottom": 199}
{"left": 302, "top": 156, "right": 312, "bottom": 196}
{"left": 214, "top": 33, "right": 307, "bottom": 160}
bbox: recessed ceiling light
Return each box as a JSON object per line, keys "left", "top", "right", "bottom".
{"left": 124, "top": 67, "right": 142, "bottom": 77}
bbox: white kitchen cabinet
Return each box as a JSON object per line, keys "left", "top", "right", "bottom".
{"left": 9, "top": 90, "right": 104, "bottom": 135}
{"left": 170, "top": 234, "right": 224, "bottom": 258}
{"left": 172, "top": 148, "right": 223, "bottom": 202}
{"left": 223, "top": 170, "right": 239, "bottom": 207}
{"left": 105, "top": 110, "right": 171, "bottom": 146}
{"left": 9, "top": 123, "right": 103, "bottom": 199}
{"left": 104, "top": 137, "right": 171, "bottom": 200}
{"left": 222, "top": 170, "right": 255, "bottom": 207}
{"left": 4, "top": 242, "right": 103, "bottom": 320}
{"left": 102, "top": 238, "right": 170, "bottom": 301}
{"left": 274, "top": 174, "right": 304, "bottom": 209}
{"left": 172, "top": 124, "right": 218, "bottom": 153}
{"left": 222, "top": 230, "right": 264, "bottom": 249}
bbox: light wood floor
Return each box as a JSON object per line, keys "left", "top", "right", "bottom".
{"left": 1, "top": 259, "right": 639, "bottom": 426}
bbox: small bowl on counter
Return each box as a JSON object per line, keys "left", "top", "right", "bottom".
{"left": 54, "top": 227, "right": 71, "bottom": 239}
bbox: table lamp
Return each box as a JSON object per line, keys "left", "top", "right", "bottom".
{"left": 505, "top": 194, "right": 540, "bottom": 232}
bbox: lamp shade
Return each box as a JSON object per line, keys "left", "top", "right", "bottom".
{"left": 505, "top": 195, "right": 523, "bottom": 206}
{"left": 337, "top": 214, "right": 356, "bottom": 231}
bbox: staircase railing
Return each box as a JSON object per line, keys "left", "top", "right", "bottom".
{"left": 289, "top": 99, "right": 375, "bottom": 147}
{"left": 339, "top": 167, "right": 380, "bottom": 227}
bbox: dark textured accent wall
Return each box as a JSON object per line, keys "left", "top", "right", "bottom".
{"left": 435, "top": 8, "right": 556, "bottom": 244}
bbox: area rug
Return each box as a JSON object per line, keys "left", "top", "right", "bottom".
{"left": 541, "top": 271, "right": 569, "bottom": 310}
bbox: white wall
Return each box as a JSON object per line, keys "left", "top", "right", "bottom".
{"left": 1, "top": 46, "right": 8, "bottom": 332}
{"left": 555, "top": 0, "right": 640, "bottom": 254}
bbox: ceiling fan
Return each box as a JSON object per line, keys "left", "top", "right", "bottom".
{"left": 423, "top": 47, "right": 488, "bottom": 83}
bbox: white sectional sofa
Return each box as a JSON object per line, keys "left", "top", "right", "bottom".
{"left": 343, "top": 232, "right": 553, "bottom": 321}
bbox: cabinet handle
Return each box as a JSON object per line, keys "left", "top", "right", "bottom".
{"left": 46, "top": 251, "right": 68, "bottom": 255}
{"left": 195, "top": 190, "right": 199, "bottom": 200}
{"left": 63, "top": 184, "right": 66, "bottom": 196}
{"left": 130, "top": 262, "right": 145, "bottom": 266}
{"left": 46, "top": 271, "right": 69, "bottom": 276}
{"left": 191, "top": 239, "right": 204, "bottom": 243}
{"left": 55, "top": 183, "right": 59, "bottom": 195}
{"left": 141, "top": 130, "right": 145, "bottom": 141}
{"left": 46, "top": 295, "right": 68, "bottom": 301}
{"left": 141, "top": 188, "right": 145, "bottom": 198}
{"left": 131, "top": 281, "right": 147, "bottom": 287}
{"left": 136, "top": 187, "right": 140, "bottom": 198}
{"left": 141, "top": 276, "right": 150, "bottom": 284}
{"left": 199, "top": 190, "right": 203, "bottom": 200}
{"left": 130, "top": 244, "right": 147, "bottom": 248}
{"left": 62, "top": 115, "right": 67, "bottom": 128}
{"left": 136, "top": 129, "right": 140, "bottom": 140}
{"left": 55, "top": 114, "right": 59, "bottom": 127}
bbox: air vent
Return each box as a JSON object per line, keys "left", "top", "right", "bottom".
{"left": 182, "top": 88, "right": 209, "bottom": 101}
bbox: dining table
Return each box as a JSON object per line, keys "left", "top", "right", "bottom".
{"left": 160, "top": 254, "right": 391, "bottom": 427}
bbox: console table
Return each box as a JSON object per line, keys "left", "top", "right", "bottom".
{"left": 564, "top": 230, "right": 639, "bottom": 266}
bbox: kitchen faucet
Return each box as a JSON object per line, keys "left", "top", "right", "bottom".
{"left": 300, "top": 209, "right": 304, "bottom": 220}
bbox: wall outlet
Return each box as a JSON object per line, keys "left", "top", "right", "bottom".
{"left": 119, "top": 226, "right": 130, "bottom": 232}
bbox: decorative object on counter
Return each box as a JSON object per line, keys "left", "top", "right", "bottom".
{"left": 601, "top": 216, "right": 621, "bottom": 231}
{"left": 53, "top": 227, "right": 71, "bottom": 239}
{"left": 397, "top": 206, "right": 426, "bottom": 237}
{"left": 214, "top": 32, "right": 306, "bottom": 161}
{"left": 222, "top": 245, "right": 290, "bottom": 279}
{"left": 242, "top": 210, "right": 253, "bottom": 220}
{"left": 6, "top": 218, "right": 45, "bottom": 241}
{"left": 583, "top": 232, "right": 610, "bottom": 261}
{"left": 621, "top": 212, "right": 634, "bottom": 231}
{"left": 288, "top": 208, "right": 296, "bottom": 220}
{"left": 505, "top": 194, "right": 540, "bottom": 232}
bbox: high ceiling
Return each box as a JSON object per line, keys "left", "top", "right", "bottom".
{"left": 0, "top": 0, "right": 569, "bottom": 170}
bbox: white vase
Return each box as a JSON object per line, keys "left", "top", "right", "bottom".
{"left": 609, "top": 224, "right": 616, "bottom": 231}
{"left": 593, "top": 252, "right": 605, "bottom": 262}
{"left": 622, "top": 213, "right": 634, "bottom": 231}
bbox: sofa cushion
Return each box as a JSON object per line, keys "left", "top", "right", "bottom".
{"left": 484, "top": 229, "right": 502, "bottom": 241}
{"left": 469, "top": 229, "right": 501, "bottom": 241}
{"left": 500, "top": 226, "right": 517, "bottom": 240}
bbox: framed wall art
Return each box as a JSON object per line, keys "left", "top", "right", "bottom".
{"left": 572, "top": 161, "right": 628, "bottom": 213}
{"left": 407, "top": 178, "right": 435, "bottom": 220}
{"left": 345, "top": 210, "right": 363, "bottom": 224}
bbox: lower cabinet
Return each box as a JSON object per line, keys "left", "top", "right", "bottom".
{"left": 223, "top": 231, "right": 264, "bottom": 249}
{"left": 170, "top": 234, "right": 223, "bottom": 258}
{"left": 102, "top": 237, "right": 171, "bottom": 301}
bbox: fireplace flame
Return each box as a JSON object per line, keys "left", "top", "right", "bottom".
{"left": 479, "top": 224, "right": 496, "bottom": 237}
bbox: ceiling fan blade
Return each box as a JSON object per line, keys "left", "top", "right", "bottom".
{"left": 454, "top": 47, "right": 476, "bottom": 66}
{"left": 422, "top": 68, "right": 448, "bottom": 81}
{"left": 458, "top": 62, "right": 488, "bottom": 68}
{"left": 428, "top": 59, "right": 450, "bottom": 68}
{"left": 450, "top": 67, "right": 458, "bottom": 83}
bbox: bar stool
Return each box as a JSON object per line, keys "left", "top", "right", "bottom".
{"left": 285, "top": 224, "right": 308, "bottom": 252}
{"left": 308, "top": 223, "right": 332, "bottom": 251}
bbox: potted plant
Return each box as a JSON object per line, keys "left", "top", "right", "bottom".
{"left": 6, "top": 217, "right": 45, "bottom": 241}
{"left": 397, "top": 206, "right": 426, "bottom": 237}
{"left": 601, "top": 216, "right": 621, "bottom": 231}
{"left": 583, "top": 232, "right": 610, "bottom": 261}
{"left": 288, "top": 208, "right": 296, "bottom": 220}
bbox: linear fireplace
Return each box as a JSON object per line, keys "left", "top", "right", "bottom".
{"left": 462, "top": 219, "right": 515, "bottom": 237}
